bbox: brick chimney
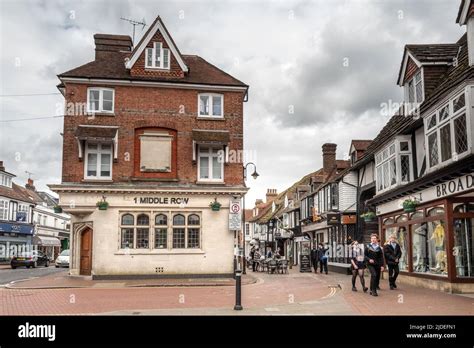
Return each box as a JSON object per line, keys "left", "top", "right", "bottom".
{"left": 266, "top": 189, "right": 278, "bottom": 203}
{"left": 322, "top": 143, "right": 337, "bottom": 174}
{"left": 0, "top": 161, "right": 4, "bottom": 172}
{"left": 94, "top": 34, "right": 133, "bottom": 60}
{"left": 25, "top": 178, "right": 35, "bottom": 191}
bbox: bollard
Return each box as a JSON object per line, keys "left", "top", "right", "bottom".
{"left": 234, "top": 270, "right": 243, "bottom": 310}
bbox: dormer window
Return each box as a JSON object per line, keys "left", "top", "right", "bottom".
{"left": 375, "top": 136, "right": 413, "bottom": 194}
{"left": 0, "top": 173, "right": 13, "bottom": 188}
{"left": 145, "top": 42, "right": 170, "bottom": 69}
{"left": 405, "top": 71, "right": 424, "bottom": 109}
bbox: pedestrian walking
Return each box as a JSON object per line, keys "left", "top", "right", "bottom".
{"left": 252, "top": 247, "right": 261, "bottom": 272}
{"left": 310, "top": 244, "right": 319, "bottom": 273}
{"left": 364, "top": 234, "right": 384, "bottom": 296}
{"left": 350, "top": 241, "right": 368, "bottom": 292}
{"left": 317, "top": 243, "right": 329, "bottom": 274}
{"left": 383, "top": 234, "right": 402, "bottom": 290}
{"left": 250, "top": 245, "right": 256, "bottom": 272}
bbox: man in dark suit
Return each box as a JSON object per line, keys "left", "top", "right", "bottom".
{"left": 310, "top": 245, "right": 319, "bottom": 273}
{"left": 383, "top": 234, "right": 402, "bottom": 290}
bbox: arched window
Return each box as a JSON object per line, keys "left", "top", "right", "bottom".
{"left": 383, "top": 218, "right": 395, "bottom": 225}
{"left": 428, "top": 207, "right": 445, "bottom": 217}
{"left": 173, "top": 214, "right": 185, "bottom": 226}
{"left": 410, "top": 210, "right": 424, "bottom": 220}
{"left": 188, "top": 214, "right": 200, "bottom": 225}
{"left": 121, "top": 214, "right": 134, "bottom": 225}
{"left": 396, "top": 215, "right": 408, "bottom": 223}
{"left": 137, "top": 214, "right": 149, "bottom": 225}
{"left": 155, "top": 214, "right": 167, "bottom": 226}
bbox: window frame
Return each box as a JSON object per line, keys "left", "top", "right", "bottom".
{"left": 0, "top": 199, "right": 8, "bottom": 220}
{"left": 197, "top": 93, "right": 224, "bottom": 118}
{"left": 84, "top": 142, "right": 113, "bottom": 180}
{"left": 375, "top": 136, "right": 413, "bottom": 194}
{"left": 404, "top": 70, "right": 424, "bottom": 112}
{"left": 425, "top": 90, "right": 471, "bottom": 172}
{"left": 197, "top": 145, "right": 224, "bottom": 183}
{"left": 86, "top": 87, "right": 115, "bottom": 114}
{"left": 145, "top": 42, "right": 170, "bottom": 70}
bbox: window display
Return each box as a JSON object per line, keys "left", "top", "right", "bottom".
{"left": 384, "top": 226, "right": 408, "bottom": 271}
{"left": 412, "top": 218, "right": 447, "bottom": 276}
{"left": 453, "top": 203, "right": 474, "bottom": 278}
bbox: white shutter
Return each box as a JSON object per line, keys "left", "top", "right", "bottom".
{"left": 140, "top": 132, "right": 172, "bottom": 172}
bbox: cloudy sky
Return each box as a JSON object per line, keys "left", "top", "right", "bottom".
{"left": 0, "top": 0, "right": 465, "bottom": 206}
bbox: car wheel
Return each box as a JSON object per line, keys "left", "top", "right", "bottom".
{"left": 55, "top": 265, "right": 59, "bottom": 268}
{"left": 11, "top": 266, "right": 16, "bottom": 269}
{"left": 26, "top": 265, "right": 31, "bottom": 268}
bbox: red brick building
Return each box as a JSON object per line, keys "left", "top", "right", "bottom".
{"left": 50, "top": 16, "right": 249, "bottom": 278}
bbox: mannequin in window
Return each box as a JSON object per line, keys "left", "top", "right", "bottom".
{"left": 413, "top": 224, "right": 427, "bottom": 272}
{"left": 397, "top": 227, "right": 407, "bottom": 270}
{"left": 431, "top": 222, "right": 447, "bottom": 274}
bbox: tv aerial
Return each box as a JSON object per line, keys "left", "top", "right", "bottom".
{"left": 120, "top": 17, "right": 147, "bottom": 46}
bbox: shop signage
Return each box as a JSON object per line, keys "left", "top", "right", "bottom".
{"left": 435, "top": 174, "right": 474, "bottom": 198}
{"left": 327, "top": 212, "right": 341, "bottom": 225}
{"left": 378, "top": 173, "right": 474, "bottom": 215}
{"left": 312, "top": 207, "right": 322, "bottom": 222}
{"left": 16, "top": 212, "right": 27, "bottom": 222}
{"left": 229, "top": 198, "right": 242, "bottom": 230}
{"left": 342, "top": 215, "right": 356, "bottom": 224}
{"left": 299, "top": 254, "right": 311, "bottom": 272}
{"left": 133, "top": 197, "right": 189, "bottom": 205}
{"left": 0, "top": 222, "right": 33, "bottom": 235}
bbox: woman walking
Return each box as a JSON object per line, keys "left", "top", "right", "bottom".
{"left": 350, "top": 241, "right": 368, "bottom": 292}
{"left": 364, "top": 234, "right": 384, "bottom": 296}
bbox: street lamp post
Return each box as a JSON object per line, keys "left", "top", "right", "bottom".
{"left": 242, "top": 162, "right": 259, "bottom": 275}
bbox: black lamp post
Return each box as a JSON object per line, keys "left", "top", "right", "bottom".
{"left": 241, "top": 162, "right": 259, "bottom": 275}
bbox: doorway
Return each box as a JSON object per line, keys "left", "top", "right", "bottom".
{"left": 80, "top": 227, "right": 93, "bottom": 275}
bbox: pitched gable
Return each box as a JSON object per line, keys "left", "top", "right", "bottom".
{"left": 126, "top": 16, "right": 188, "bottom": 78}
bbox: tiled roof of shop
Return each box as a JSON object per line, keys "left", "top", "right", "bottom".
{"left": 351, "top": 140, "right": 372, "bottom": 151}
{"left": 406, "top": 43, "right": 460, "bottom": 63}
{"left": 0, "top": 183, "right": 35, "bottom": 203}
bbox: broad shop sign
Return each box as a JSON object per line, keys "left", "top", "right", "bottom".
{"left": 377, "top": 173, "right": 474, "bottom": 215}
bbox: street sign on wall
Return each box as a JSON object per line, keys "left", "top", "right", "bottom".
{"left": 229, "top": 198, "right": 242, "bottom": 230}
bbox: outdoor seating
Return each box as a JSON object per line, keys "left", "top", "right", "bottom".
{"left": 278, "top": 259, "right": 289, "bottom": 274}
{"left": 267, "top": 259, "right": 278, "bottom": 274}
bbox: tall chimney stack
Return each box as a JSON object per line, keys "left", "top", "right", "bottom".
{"left": 94, "top": 34, "right": 133, "bottom": 60}
{"left": 322, "top": 143, "right": 337, "bottom": 174}
{"left": 266, "top": 189, "right": 278, "bottom": 203}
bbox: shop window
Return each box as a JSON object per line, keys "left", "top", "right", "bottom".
{"left": 384, "top": 226, "right": 408, "bottom": 271}
{"left": 155, "top": 228, "right": 167, "bottom": 249}
{"left": 453, "top": 203, "right": 474, "bottom": 213}
{"left": 121, "top": 214, "right": 134, "bottom": 225}
{"left": 427, "top": 207, "right": 445, "bottom": 217}
{"left": 136, "top": 228, "right": 149, "bottom": 248}
{"left": 412, "top": 220, "right": 447, "bottom": 276}
{"left": 453, "top": 217, "right": 474, "bottom": 277}
{"left": 395, "top": 215, "right": 408, "bottom": 223}
{"left": 137, "top": 214, "right": 150, "bottom": 225}
{"left": 173, "top": 214, "right": 185, "bottom": 226}
{"left": 121, "top": 228, "right": 134, "bottom": 249}
{"left": 188, "top": 214, "right": 200, "bottom": 225}
{"left": 410, "top": 210, "right": 424, "bottom": 220}
{"left": 155, "top": 214, "right": 167, "bottom": 225}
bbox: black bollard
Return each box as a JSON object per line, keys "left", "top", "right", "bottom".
{"left": 234, "top": 270, "right": 243, "bottom": 310}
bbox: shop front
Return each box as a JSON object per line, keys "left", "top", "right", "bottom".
{"left": 0, "top": 222, "right": 33, "bottom": 262}
{"left": 375, "top": 173, "right": 474, "bottom": 293}
{"left": 52, "top": 185, "right": 246, "bottom": 278}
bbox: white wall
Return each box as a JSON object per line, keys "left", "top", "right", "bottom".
{"left": 338, "top": 171, "right": 357, "bottom": 212}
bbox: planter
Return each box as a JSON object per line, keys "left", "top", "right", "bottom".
{"left": 209, "top": 199, "right": 221, "bottom": 211}
{"left": 363, "top": 216, "right": 375, "bottom": 223}
{"left": 402, "top": 200, "right": 418, "bottom": 213}
{"left": 97, "top": 202, "right": 109, "bottom": 210}
{"left": 53, "top": 206, "right": 62, "bottom": 213}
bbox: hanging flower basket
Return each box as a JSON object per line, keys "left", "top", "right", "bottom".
{"left": 96, "top": 199, "right": 109, "bottom": 210}
{"left": 209, "top": 199, "right": 221, "bottom": 211}
{"left": 360, "top": 212, "right": 376, "bottom": 222}
{"left": 402, "top": 198, "right": 418, "bottom": 213}
{"left": 53, "top": 205, "right": 63, "bottom": 213}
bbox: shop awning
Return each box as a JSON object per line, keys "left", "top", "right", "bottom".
{"left": 33, "top": 236, "right": 61, "bottom": 247}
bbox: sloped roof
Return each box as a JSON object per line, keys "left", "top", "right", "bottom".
{"left": 0, "top": 183, "right": 35, "bottom": 204}
{"left": 351, "top": 140, "right": 372, "bottom": 151}
{"left": 406, "top": 44, "right": 460, "bottom": 63}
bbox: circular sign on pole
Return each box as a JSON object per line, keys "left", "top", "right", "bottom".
{"left": 231, "top": 202, "right": 240, "bottom": 214}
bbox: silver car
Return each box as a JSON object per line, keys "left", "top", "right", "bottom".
{"left": 55, "top": 249, "right": 70, "bottom": 268}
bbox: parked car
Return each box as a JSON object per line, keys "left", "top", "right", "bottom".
{"left": 55, "top": 249, "right": 70, "bottom": 268}
{"left": 11, "top": 251, "right": 50, "bottom": 269}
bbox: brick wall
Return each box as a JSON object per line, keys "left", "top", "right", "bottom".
{"left": 61, "top": 83, "right": 245, "bottom": 186}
